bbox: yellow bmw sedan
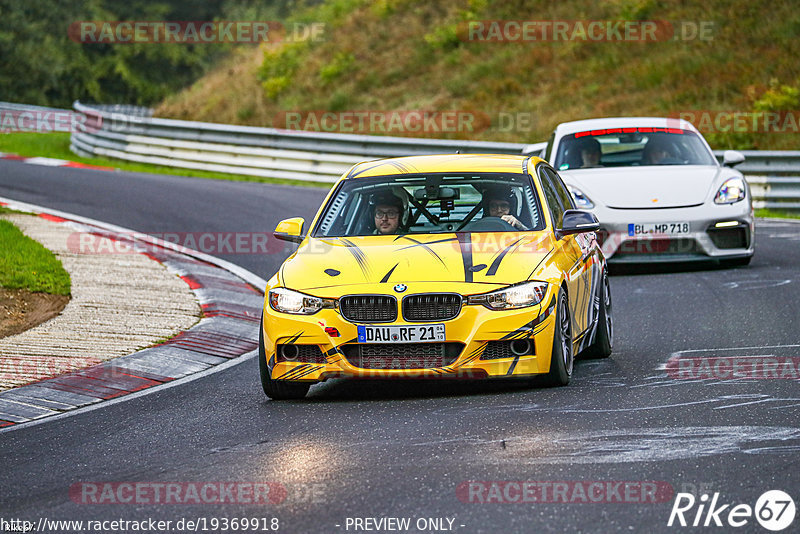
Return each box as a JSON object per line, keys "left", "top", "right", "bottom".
{"left": 259, "top": 154, "right": 612, "bottom": 399}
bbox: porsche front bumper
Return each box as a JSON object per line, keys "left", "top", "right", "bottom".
{"left": 592, "top": 202, "right": 754, "bottom": 262}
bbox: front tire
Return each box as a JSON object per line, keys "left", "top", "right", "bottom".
{"left": 259, "top": 313, "right": 310, "bottom": 400}
{"left": 583, "top": 271, "right": 613, "bottom": 359}
{"left": 543, "top": 289, "right": 573, "bottom": 386}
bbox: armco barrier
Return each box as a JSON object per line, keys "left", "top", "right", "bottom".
{"left": 69, "top": 101, "right": 525, "bottom": 183}
{"left": 3, "top": 101, "right": 799, "bottom": 210}
{"left": 718, "top": 152, "right": 800, "bottom": 210}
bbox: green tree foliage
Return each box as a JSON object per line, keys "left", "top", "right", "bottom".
{"left": 0, "top": 0, "right": 233, "bottom": 106}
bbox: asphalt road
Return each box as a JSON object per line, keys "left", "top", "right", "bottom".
{"left": 1, "top": 162, "right": 799, "bottom": 533}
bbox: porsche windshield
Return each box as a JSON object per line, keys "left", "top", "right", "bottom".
{"left": 554, "top": 129, "right": 717, "bottom": 170}
{"left": 313, "top": 173, "right": 545, "bottom": 237}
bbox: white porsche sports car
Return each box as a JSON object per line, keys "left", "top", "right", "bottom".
{"left": 532, "top": 117, "right": 754, "bottom": 265}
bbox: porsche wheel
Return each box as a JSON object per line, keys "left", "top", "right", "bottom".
{"left": 544, "top": 289, "right": 573, "bottom": 386}
{"left": 583, "top": 271, "right": 613, "bottom": 359}
{"left": 259, "top": 314, "right": 310, "bottom": 400}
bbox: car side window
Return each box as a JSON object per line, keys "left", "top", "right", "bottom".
{"left": 546, "top": 168, "right": 576, "bottom": 211}
{"left": 537, "top": 164, "right": 565, "bottom": 228}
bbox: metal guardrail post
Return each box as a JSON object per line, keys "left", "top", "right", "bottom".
{"left": 4, "top": 100, "right": 798, "bottom": 209}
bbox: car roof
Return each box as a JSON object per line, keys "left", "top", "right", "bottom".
{"left": 345, "top": 154, "right": 544, "bottom": 179}
{"left": 554, "top": 117, "right": 700, "bottom": 135}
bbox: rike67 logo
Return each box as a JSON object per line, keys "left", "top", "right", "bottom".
{"left": 668, "top": 490, "right": 795, "bottom": 531}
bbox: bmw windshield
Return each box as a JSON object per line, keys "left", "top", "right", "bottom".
{"left": 313, "top": 173, "right": 545, "bottom": 237}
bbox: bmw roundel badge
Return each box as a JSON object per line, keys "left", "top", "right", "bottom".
{"left": 394, "top": 284, "right": 407, "bottom": 293}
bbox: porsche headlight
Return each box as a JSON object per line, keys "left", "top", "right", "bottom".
{"left": 467, "top": 281, "right": 548, "bottom": 310}
{"left": 567, "top": 186, "right": 594, "bottom": 209}
{"left": 269, "top": 288, "right": 335, "bottom": 315}
{"left": 715, "top": 177, "right": 746, "bottom": 204}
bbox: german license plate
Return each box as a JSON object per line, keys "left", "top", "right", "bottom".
{"left": 628, "top": 222, "right": 690, "bottom": 236}
{"left": 357, "top": 324, "right": 445, "bottom": 344}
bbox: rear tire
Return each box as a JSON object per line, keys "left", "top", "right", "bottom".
{"left": 543, "top": 289, "right": 573, "bottom": 386}
{"left": 583, "top": 271, "right": 613, "bottom": 359}
{"left": 259, "top": 313, "right": 310, "bottom": 400}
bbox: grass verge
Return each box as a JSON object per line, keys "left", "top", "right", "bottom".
{"left": 0, "top": 132, "right": 332, "bottom": 189}
{"left": 0, "top": 217, "right": 71, "bottom": 295}
{"left": 755, "top": 208, "right": 800, "bottom": 220}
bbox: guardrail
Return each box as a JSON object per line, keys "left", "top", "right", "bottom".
{"left": 0, "top": 101, "right": 68, "bottom": 113}
{"left": 69, "top": 101, "right": 525, "bottom": 183}
{"left": 4, "top": 101, "right": 799, "bottom": 210}
{"left": 713, "top": 151, "right": 800, "bottom": 210}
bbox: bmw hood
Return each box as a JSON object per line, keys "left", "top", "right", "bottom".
{"left": 561, "top": 165, "right": 720, "bottom": 209}
{"left": 279, "top": 233, "right": 555, "bottom": 292}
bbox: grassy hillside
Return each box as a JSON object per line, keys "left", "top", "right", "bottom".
{"left": 157, "top": 0, "right": 800, "bottom": 150}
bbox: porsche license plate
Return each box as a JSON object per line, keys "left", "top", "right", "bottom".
{"left": 357, "top": 324, "right": 445, "bottom": 344}
{"left": 628, "top": 222, "right": 690, "bottom": 236}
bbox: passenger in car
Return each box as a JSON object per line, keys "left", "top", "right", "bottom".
{"left": 578, "top": 137, "right": 603, "bottom": 168}
{"left": 642, "top": 136, "right": 678, "bottom": 165}
{"left": 484, "top": 187, "right": 528, "bottom": 230}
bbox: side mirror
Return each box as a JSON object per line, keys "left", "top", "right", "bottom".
{"left": 723, "top": 150, "right": 745, "bottom": 167}
{"left": 274, "top": 217, "right": 305, "bottom": 243}
{"left": 558, "top": 210, "right": 600, "bottom": 237}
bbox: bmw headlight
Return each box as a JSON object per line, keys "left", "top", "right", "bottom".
{"left": 467, "top": 281, "right": 548, "bottom": 310}
{"left": 715, "top": 177, "right": 746, "bottom": 204}
{"left": 269, "top": 288, "right": 335, "bottom": 315}
{"left": 567, "top": 186, "right": 594, "bottom": 209}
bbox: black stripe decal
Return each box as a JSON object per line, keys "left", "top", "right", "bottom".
{"left": 398, "top": 236, "right": 447, "bottom": 266}
{"left": 325, "top": 346, "right": 343, "bottom": 364}
{"left": 292, "top": 365, "right": 322, "bottom": 380}
{"left": 340, "top": 238, "right": 371, "bottom": 278}
{"left": 462, "top": 342, "right": 488, "bottom": 365}
{"left": 506, "top": 355, "right": 520, "bottom": 375}
{"left": 278, "top": 364, "right": 312, "bottom": 380}
{"left": 380, "top": 263, "right": 399, "bottom": 283}
{"left": 526, "top": 245, "right": 554, "bottom": 279}
{"left": 348, "top": 161, "right": 392, "bottom": 179}
{"left": 284, "top": 330, "right": 304, "bottom": 344}
{"left": 486, "top": 237, "right": 524, "bottom": 276}
{"left": 496, "top": 295, "right": 556, "bottom": 340}
{"left": 500, "top": 320, "right": 535, "bottom": 340}
{"left": 398, "top": 236, "right": 458, "bottom": 246}
{"left": 456, "top": 233, "right": 474, "bottom": 283}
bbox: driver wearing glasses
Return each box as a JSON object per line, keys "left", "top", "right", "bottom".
{"left": 485, "top": 187, "right": 528, "bottom": 230}
{"left": 371, "top": 192, "right": 406, "bottom": 235}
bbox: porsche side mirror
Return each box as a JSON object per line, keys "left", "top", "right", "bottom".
{"left": 723, "top": 150, "right": 745, "bottom": 167}
{"left": 274, "top": 217, "right": 305, "bottom": 243}
{"left": 558, "top": 210, "right": 600, "bottom": 237}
